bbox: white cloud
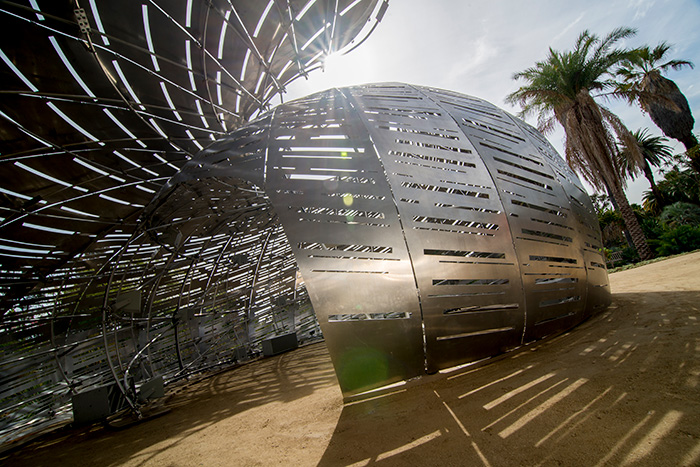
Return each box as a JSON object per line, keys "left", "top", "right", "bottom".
{"left": 284, "top": 0, "right": 700, "bottom": 203}
{"left": 552, "top": 13, "right": 586, "bottom": 44}
{"left": 628, "top": 0, "right": 657, "bottom": 20}
{"left": 446, "top": 36, "right": 499, "bottom": 84}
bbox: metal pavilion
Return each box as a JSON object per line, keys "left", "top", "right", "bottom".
{"left": 168, "top": 83, "right": 611, "bottom": 397}
{"left": 0, "top": 0, "right": 611, "bottom": 451}
{"left": 0, "top": 0, "right": 387, "bottom": 445}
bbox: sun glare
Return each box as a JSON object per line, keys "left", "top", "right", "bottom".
{"left": 322, "top": 51, "right": 343, "bottom": 71}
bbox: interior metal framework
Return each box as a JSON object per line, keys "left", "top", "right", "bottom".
{"left": 0, "top": 0, "right": 386, "bottom": 444}
{"left": 0, "top": 0, "right": 610, "bottom": 449}
{"left": 153, "top": 83, "right": 612, "bottom": 397}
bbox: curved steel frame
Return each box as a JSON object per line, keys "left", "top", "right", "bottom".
{"left": 0, "top": 0, "right": 609, "bottom": 443}
{"left": 0, "top": 0, "right": 386, "bottom": 444}
{"left": 155, "top": 83, "right": 611, "bottom": 396}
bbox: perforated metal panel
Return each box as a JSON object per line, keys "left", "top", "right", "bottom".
{"left": 163, "top": 83, "right": 610, "bottom": 396}
{"left": 0, "top": 0, "right": 386, "bottom": 444}
{"left": 265, "top": 90, "right": 425, "bottom": 393}
{"left": 347, "top": 85, "right": 526, "bottom": 373}
{"left": 0, "top": 77, "right": 610, "bottom": 440}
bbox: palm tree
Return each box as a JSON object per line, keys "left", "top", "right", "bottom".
{"left": 590, "top": 193, "right": 612, "bottom": 216}
{"left": 615, "top": 43, "right": 698, "bottom": 171}
{"left": 617, "top": 128, "right": 673, "bottom": 212}
{"left": 643, "top": 164, "right": 700, "bottom": 211}
{"left": 660, "top": 201, "right": 700, "bottom": 228}
{"left": 506, "top": 27, "right": 654, "bottom": 260}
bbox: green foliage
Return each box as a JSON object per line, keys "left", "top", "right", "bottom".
{"left": 638, "top": 213, "right": 664, "bottom": 240}
{"left": 643, "top": 166, "right": 700, "bottom": 210}
{"left": 615, "top": 42, "right": 695, "bottom": 101}
{"left": 616, "top": 128, "right": 673, "bottom": 179}
{"left": 505, "top": 28, "right": 640, "bottom": 175}
{"left": 507, "top": 27, "right": 637, "bottom": 122}
{"left": 598, "top": 208, "right": 622, "bottom": 229}
{"left": 606, "top": 162, "right": 700, "bottom": 260}
{"left": 659, "top": 201, "right": 700, "bottom": 228}
{"left": 508, "top": 26, "right": 655, "bottom": 259}
{"left": 617, "top": 43, "right": 698, "bottom": 154}
{"left": 655, "top": 225, "right": 700, "bottom": 256}
{"left": 621, "top": 245, "right": 639, "bottom": 262}
{"left": 597, "top": 207, "right": 625, "bottom": 248}
{"left": 626, "top": 203, "right": 663, "bottom": 240}
{"left": 590, "top": 193, "right": 612, "bottom": 216}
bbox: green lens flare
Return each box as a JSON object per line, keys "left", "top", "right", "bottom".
{"left": 338, "top": 347, "right": 390, "bottom": 392}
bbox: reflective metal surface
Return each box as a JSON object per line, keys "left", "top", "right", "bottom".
{"left": 160, "top": 83, "right": 611, "bottom": 397}
{"left": 0, "top": 0, "right": 386, "bottom": 444}
{"left": 0, "top": 9, "right": 609, "bottom": 435}
{"left": 266, "top": 91, "right": 425, "bottom": 394}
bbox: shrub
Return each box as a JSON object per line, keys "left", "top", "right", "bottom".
{"left": 655, "top": 225, "right": 700, "bottom": 256}
{"left": 660, "top": 202, "right": 700, "bottom": 228}
{"left": 621, "top": 246, "right": 639, "bottom": 263}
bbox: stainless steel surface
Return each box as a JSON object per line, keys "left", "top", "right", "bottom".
{"left": 0, "top": 0, "right": 386, "bottom": 444}
{"left": 162, "top": 83, "right": 610, "bottom": 397}
{"left": 347, "top": 85, "right": 526, "bottom": 373}
{"left": 0, "top": 18, "right": 610, "bottom": 436}
{"left": 265, "top": 90, "right": 426, "bottom": 394}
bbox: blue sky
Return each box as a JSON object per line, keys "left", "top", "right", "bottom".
{"left": 282, "top": 0, "right": 700, "bottom": 204}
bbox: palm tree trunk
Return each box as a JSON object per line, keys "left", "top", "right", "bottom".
{"left": 684, "top": 136, "right": 700, "bottom": 175}
{"left": 642, "top": 161, "right": 666, "bottom": 211}
{"left": 681, "top": 133, "right": 698, "bottom": 151}
{"left": 606, "top": 182, "right": 654, "bottom": 260}
{"left": 643, "top": 73, "right": 699, "bottom": 173}
{"left": 604, "top": 182, "right": 634, "bottom": 250}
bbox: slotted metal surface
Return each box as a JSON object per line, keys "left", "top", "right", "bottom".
{"left": 348, "top": 84, "right": 526, "bottom": 373}
{"left": 265, "top": 90, "right": 425, "bottom": 394}
{"left": 0, "top": 0, "right": 382, "bottom": 314}
{"left": 0, "top": 3, "right": 609, "bottom": 436}
{"left": 0, "top": 0, "right": 385, "bottom": 445}
{"left": 162, "top": 83, "right": 610, "bottom": 397}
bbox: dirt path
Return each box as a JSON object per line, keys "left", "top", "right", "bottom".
{"left": 3, "top": 252, "right": 700, "bottom": 466}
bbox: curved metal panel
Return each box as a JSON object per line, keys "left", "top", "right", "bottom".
{"left": 426, "top": 87, "right": 590, "bottom": 340}
{"left": 0, "top": 0, "right": 387, "bottom": 444}
{"left": 255, "top": 83, "right": 610, "bottom": 393}
{"left": 0, "top": 79, "right": 611, "bottom": 441}
{"left": 344, "top": 84, "right": 526, "bottom": 372}
{"left": 264, "top": 90, "right": 425, "bottom": 395}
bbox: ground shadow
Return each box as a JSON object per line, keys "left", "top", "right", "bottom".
{"left": 4, "top": 289, "right": 700, "bottom": 466}
{"left": 1, "top": 342, "right": 338, "bottom": 467}
{"left": 318, "top": 290, "right": 700, "bottom": 466}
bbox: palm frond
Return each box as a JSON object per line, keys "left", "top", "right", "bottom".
{"left": 507, "top": 26, "right": 644, "bottom": 191}
{"left": 632, "top": 128, "right": 673, "bottom": 167}
{"left": 650, "top": 42, "right": 672, "bottom": 62}
{"left": 659, "top": 59, "right": 695, "bottom": 71}
{"left": 597, "top": 27, "right": 637, "bottom": 54}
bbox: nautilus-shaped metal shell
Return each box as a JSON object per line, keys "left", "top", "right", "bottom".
{"left": 158, "top": 83, "right": 611, "bottom": 397}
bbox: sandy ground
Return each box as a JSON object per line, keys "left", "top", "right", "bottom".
{"left": 2, "top": 252, "right": 700, "bottom": 466}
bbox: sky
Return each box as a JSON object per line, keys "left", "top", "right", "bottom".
{"left": 280, "top": 0, "right": 700, "bottom": 205}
